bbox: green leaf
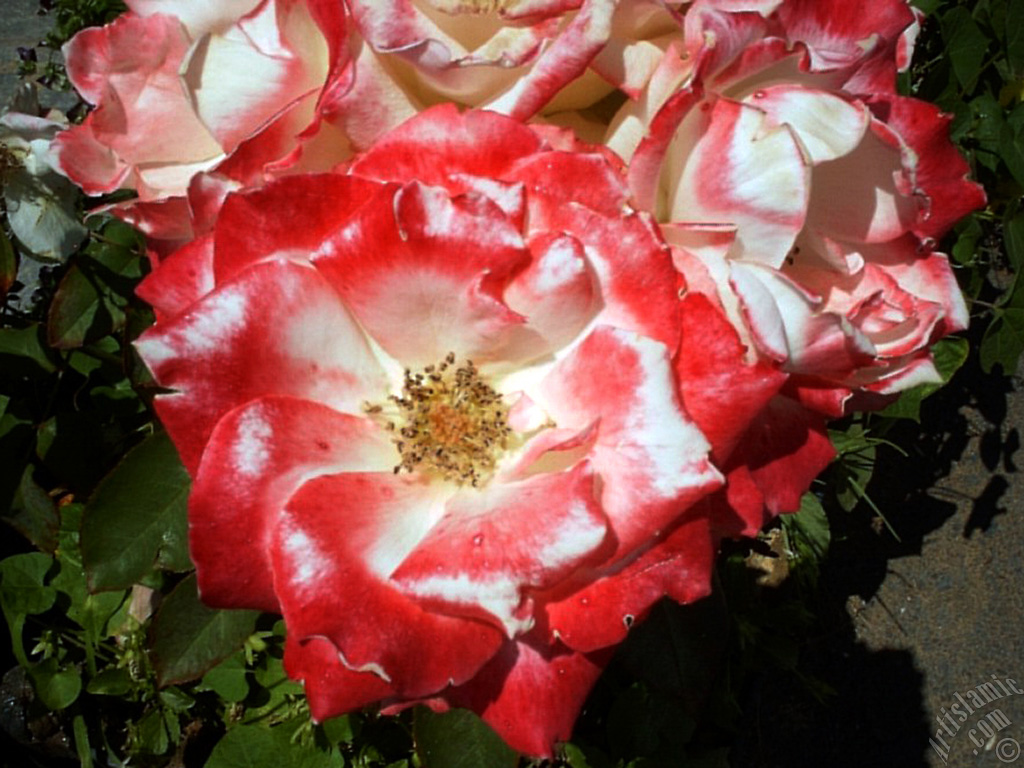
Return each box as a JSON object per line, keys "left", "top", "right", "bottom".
{"left": 0, "top": 552, "right": 56, "bottom": 666}
{"left": 878, "top": 337, "right": 970, "bottom": 420}
{"left": 205, "top": 725, "right": 333, "bottom": 768}
{"left": 201, "top": 653, "right": 250, "bottom": 703}
{"left": 31, "top": 657, "right": 82, "bottom": 710}
{"left": 606, "top": 683, "right": 694, "bottom": 760}
{"left": 1007, "top": 0, "right": 1024, "bottom": 76}
{"left": 81, "top": 431, "right": 192, "bottom": 592}
{"left": 2, "top": 158, "right": 87, "bottom": 262}
{"left": 47, "top": 265, "right": 104, "bottom": 349}
{"left": 4, "top": 465, "right": 60, "bottom": 553}
{"left": 1004, "top": 210, "right": 1024, "bottom": 277}
{"left": 413, "top": 708, "right": 519, "bottom": 768}
{"left": 246, "top": 651, "right": 304, "bottom": 721}
{"left": 0, "top": 324, "right": 59, "bottom": 376}
{"left": 0, "top": 552, "right": 56, "bottom": 615}
{"left": 151, "top": 574, "right": 259, "bottom": 687}
{"left": 829, "top": 425, "right": 876, "bottom": 513}
{"left": 320, "top": 715, "right": 355, "bottom": 746}
{"left": 999, "top": 122, "right": 1024, "bottom": 189}
{"left": 782, "top": 493, "right": 830, "bottom": 560}
{"left": 952, "top": 216, "right": 983, "bottom": 266}
{"left": 911, "top": 0, "right": 941, "bottom": 15}
{"left": 562, "top": 743, "right": 595, "bottom": 768}
{"left": 942, "top": 7, "right": 988, "bottom": 88}
{"left": 980, "top": 307, "right": 1024, "bottom": 373}
{"left": 73, "top": 713, "right": 94, "bottom": 768}
{"left": 160, "top": 686, "right": 196, "bottom": 712}
{"left": 134, "top": 707, "right": 171, "bottom": 755}
{"left": 87, "top": 667, "right": 133, "bottom": 696}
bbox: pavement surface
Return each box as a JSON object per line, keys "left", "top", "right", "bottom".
{"left": 0, "top": 0, "right": 49, "bottom": 108}
{"left": 2, "top": 2, "right": 1022, "bottom": 767}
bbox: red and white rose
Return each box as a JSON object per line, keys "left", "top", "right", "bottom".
{"left": 134, "top": 106, "right": 749, "bottom": 755}
{"left": 49, "top": 0, "right": 387, "bottom": 243}
{"left": 610, "top": 0, "right": 983, "bottom": 426}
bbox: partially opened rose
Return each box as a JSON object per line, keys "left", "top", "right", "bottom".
{"left": 50, "top": 0, "right": 367, "bottom": 242}
{"left": 345, "top": 0, "right": 721, "bottom": 122}
{"left": 134, "top": 106, "right": 751, "bottom": 756}
{"left": 611, "top": 0, "right": 984, "bottom": 419}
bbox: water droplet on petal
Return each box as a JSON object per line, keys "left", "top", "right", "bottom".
{"left": 752, "top": 89, "right": 766, "bottom": 99}
{"left": 472, "top": 534, "right": 484, "bottom": 546}
{"left": 580, "top": 597, "right": 589, "bottom": 606}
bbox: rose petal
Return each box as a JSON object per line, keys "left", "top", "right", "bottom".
{"left": 348, "top": 103, "right": 544, "bottom": 185}
{"left": 125, "top": 0, "right": 263, "bottom": 36}
{"left": 488, "top": 0, "right": 617, "bottom": 120}
{"left": 284, "top": 634, "right": 396, "bottom": 720}
{"left": 771, "top": 0, "right": 916, "bottom": 73}
{"left": 54, "top": 13, "right": 223, "bottom": 198}
{"left": 744, "top": 84, "right": 869, "bottom": 164}
{"left": 506, "top": 149, "right": 629, "bottom": 217}
{"left": 392, "top": 461, "right": 609, "bottom": 635}
{"left": 526, "top": 200, "right": 682, "bottom": 351}
{"left": 866, "top": 94, "right": 987, "bottom": 242}
{"left": 731, "top": 261, "right": 877, "bottom": 376}
{"left": 135, "top": 234, "right": 214, "bottom": 318}
{"left": 135, "top": 258, "right": 386, "bottom": 472}
{"left": 182, "top": 0, "right": 330, "bottom": 152}
{"left": 721, "top": 396, "right": 835, "bottom": 535}
{"left": 502, "top": 231, "right": 600, "bottom": 362}
{"left": 441, "top": 633, "right": 613, "bottom": 758}
{"left": 311, "top": 181, "right": 529, "bottom": 367}
{"left": 803, "top": 117, "right": 918, "bottom": 244}
{"left": 212, "top": 172, "right": 389, "bottom": 283}
{"left": 665, "top": 97, "right": 810, "bottom": 267}
{"left": 533, "top": 326, "right": 722, "bottom": 560}
{"left": 189, "top": 396, "right": 394, "bottom": 611}
{"left": 676, "top": 292, "right": 787, "bottom": 463}
{"left": 275, "top": 472, "right": 505, "bottom": 696}
{"left": 540, "top": 511, "right": 718, "bottom": 652}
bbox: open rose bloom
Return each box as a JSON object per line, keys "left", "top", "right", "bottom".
{"left": 53, "top": 0, "right": 984, "bottom": 758}
{"left": 135, "top": 107, "right": 736, "bottom": 755}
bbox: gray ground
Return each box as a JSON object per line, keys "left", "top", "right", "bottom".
{"left": 2, "top": 1, "right": 1022, "bottom": 766}
{"left": 0, "top": 0, "right": 49, "bottom": 108}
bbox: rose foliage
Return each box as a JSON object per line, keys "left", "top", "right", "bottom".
{"left": 47, "top": 0, "right": 984, "bottom": 758}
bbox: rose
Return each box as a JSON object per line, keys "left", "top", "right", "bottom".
{"left": 609, "top": 0, "right": 983, "bottom": 417}
{"left": 49, "top": 0, "right": 701, "bottom": 247}
{"left": 590, "top": 0, "right": 985, "bottom": 528}
{"left": 344, "top": 0, "right": 709, "bottom": 122}
{"left": 133, "top": 105, "right": 758, "bottom": 756}
{"left": 50, "top": 0, "right": 381, "bottom": 243}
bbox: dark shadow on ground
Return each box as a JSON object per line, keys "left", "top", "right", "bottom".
{"left": 726, "top": 336, "right": 1019, "bottom": 768}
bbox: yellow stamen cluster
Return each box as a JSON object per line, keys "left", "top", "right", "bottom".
{"left": 367, "top": 353, "right": 511, "bottom": 487}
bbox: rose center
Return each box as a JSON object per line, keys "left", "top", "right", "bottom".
{"left": 423, "top": 0, "right": 516, "bottom": 14}
{"left": 367, "top": 353, "right": 511, "bottom": 488}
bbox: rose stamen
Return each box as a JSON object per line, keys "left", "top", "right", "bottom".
{"left": 364, "top": 353, "right": 511, "bottom": 487}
